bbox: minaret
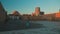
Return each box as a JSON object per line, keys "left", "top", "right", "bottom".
{"left": 35, "top": 7, "right": 40, "bottom": 16}
{"left": 0, "top": 2, "right": 7, "bottom": 24}
{"left": 59, "top": 9, "right": 60, "bottom": 12}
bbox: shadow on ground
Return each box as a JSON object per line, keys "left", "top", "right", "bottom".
{"left": 0, "top": 20, "right": 45, "bottom": 32}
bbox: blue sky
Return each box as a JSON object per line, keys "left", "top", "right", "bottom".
{"left": 0, "top": 0, "right": 60, "bottom": 14}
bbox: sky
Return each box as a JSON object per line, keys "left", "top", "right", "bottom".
{"left": 0, "top": 0, "right": 60, "bottom": 14}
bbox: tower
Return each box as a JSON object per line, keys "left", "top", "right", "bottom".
{"left": 59, "top": 9, "right": 60, "bottom": 12}
{"left": 0, "top": 2, "right": 7, "bottom": 24}
{"left": 35, "top": 7, "right": 40, "bottom": 16}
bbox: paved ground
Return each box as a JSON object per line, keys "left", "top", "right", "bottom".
{"left": 0, "top": 21, "right": 60, "bottom": 34}
{"left": 0, "top": 20, "right": 44, "bottom": 32}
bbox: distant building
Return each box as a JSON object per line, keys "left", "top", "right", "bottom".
{"left": 55, "top": 9, "right": 60, "bottom": 20}
{"left": 31, "top": 12, "right": 35, "bottom": 16}
{"left": 40, "top": 11, "right": 44, "bottom": 15}
{"left": 31, "top": 7, "right": 44, "bottom": 16}
{"left": 55, "top": 9, "right": 60, "bottom": 18}
{"left": 55, "top": 12, "right": 60, "bottom": 18}
{"left": 23, "top": 14, "right": 31, "bottom": 16}
{"left": 8, "top": 11, "right": 21, "bottom": 20}
{"left": 12, "top": 11, "right": 20, "bottom": 16}
{"left": 0, "top": 2, "right": 7, "bottom": 24}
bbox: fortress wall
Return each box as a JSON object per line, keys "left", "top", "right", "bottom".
{"left": 21, "top": 16, "right": 54, "bottom": 21}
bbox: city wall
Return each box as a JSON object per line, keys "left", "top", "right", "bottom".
{"left": 21, "top": 16, "right": 54, "bottom": 21}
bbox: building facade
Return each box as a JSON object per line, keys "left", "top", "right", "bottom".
{"left": 8, "top": 11, "right": 21, "bottom": 20}
{"left": 0, "top": 2, "right": 7, "bottom": 24}
{"left": 55, "top": 9, "right": 60, "bottom": 20}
